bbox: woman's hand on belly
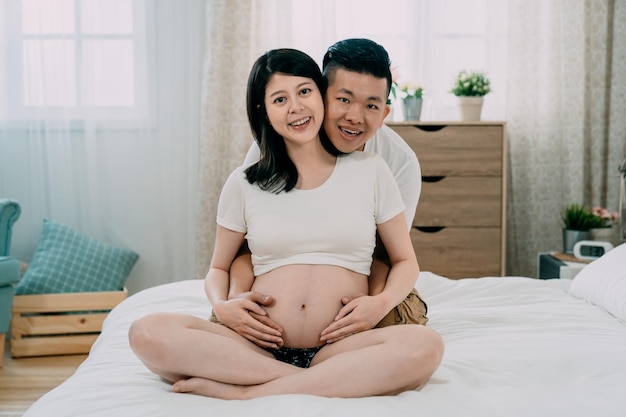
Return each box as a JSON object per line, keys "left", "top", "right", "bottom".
{"left": 319, "top": 294, "right": 389, "bottom": 344}
{"left": 252, "top": 265, "right": 368, "bottom": 349}
{"left": 213, "top": 295, "right": 284, "bottom": 349}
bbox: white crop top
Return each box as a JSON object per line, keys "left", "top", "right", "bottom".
{"left": 217, "top": 151, "right": 405, "bottom": 276}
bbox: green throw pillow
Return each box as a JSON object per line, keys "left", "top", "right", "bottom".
{"left": 16, "top": 218, "right": 139, "bottom": 295}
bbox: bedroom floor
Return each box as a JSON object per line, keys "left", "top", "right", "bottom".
{"left": 0, "top": 340, "right": 86, "bottom": 416}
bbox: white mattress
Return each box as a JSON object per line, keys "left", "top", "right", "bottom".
{"left": 23, "top": 272, "right": 626, "bottom": 417}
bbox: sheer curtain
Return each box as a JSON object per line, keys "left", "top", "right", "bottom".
{"left": 506, "top": 0, "right": 626, "bottom": 276}
{"left": 0, "top": 0, "right": 206, "bottom": 293}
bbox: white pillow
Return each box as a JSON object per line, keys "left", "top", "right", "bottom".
{"left": 569, "top": 242, "right": 626, "bottom": 320}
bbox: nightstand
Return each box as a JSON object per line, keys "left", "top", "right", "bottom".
{"left": 537, "top": 252, "right": 590, "bottom": 279}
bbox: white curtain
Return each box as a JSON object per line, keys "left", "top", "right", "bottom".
{"left": 506, "top": 0, "right": 626, "bottom": 276}
{"left": 0, "top": 0, "right": 206, "bottom": 294}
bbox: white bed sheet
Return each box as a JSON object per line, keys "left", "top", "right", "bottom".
{"left": 23, "top": 272, "right": 626, "bottom": 417}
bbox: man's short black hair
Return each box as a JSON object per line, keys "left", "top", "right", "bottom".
{"left": 322, "top": 38, "right": 392, "bottom": 96}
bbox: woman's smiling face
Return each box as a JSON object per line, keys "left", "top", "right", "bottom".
{"left": 264, "top": 74, "right": 324, "bottom": 147}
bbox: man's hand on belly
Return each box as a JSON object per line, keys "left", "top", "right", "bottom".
{"left": 215, "top": 292, "right": 284, "bottom": 349}
{"left": 319, "top": 295, "right": 388, "bottom": 344}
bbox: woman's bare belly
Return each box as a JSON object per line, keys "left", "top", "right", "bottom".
{"left": 251, "top": 264, "right": 368, "bottom": 348}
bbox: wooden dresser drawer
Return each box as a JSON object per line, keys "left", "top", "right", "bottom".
{"left": 387, "top": 121, "right": 507, "bottom": 278}
{"left": 415, "top": 176, "right": 502, "bottom": 227}
{"left": 391, "top": 124, "right": 503, "bottom": 176}
{"left": 411, "top": 227, "right": 502, "bottom": 279}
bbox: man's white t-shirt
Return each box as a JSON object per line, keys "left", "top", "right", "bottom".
{"left": 243, "top": 124, "right": 421, "bottom": 230}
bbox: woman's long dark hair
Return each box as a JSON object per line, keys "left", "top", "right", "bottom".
{"left": 245, "top": 48, "right": 339, "bottom": 193}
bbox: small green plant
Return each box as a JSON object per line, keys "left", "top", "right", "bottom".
{"left": 399, "top": 82, "right": 424, "bottom": 99}
{"left": 562, "top": 204, "right": 604, "bottom": 231}
{"left": 450, "top": 70, "right": 491, "bottom": 97}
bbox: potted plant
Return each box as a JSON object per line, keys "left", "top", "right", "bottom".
{"left": 399, "top": 82, "right": 424, "bottom": 121}
{"left": 561, "top": 204, "right": 598, "bottom": 254}
{"left": 562, "top": 204, "right": 601, "bottom": 231}
{"left": 450, "top": 70, "right": 491, "bottom": 121}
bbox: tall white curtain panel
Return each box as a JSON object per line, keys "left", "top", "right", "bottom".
{"left": 0, "top": 0, "right": 206, "bottom": 293}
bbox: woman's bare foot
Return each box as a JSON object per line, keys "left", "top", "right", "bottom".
{"left": 172, "top": 377, "right": 249, "bottom": 400}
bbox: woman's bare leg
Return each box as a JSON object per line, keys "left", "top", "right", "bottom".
{"left": 173, "top": 324, "right": 444, "bottom": 399}
{"left": 128, "top": 312, "right": 301, "bottom": 384}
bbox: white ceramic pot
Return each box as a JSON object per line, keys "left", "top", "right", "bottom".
{"left": 589, "top": 226, "right": 618, "bottom": 246}
{"left": 457, "top": 96, "right": 484, "bottom": 121}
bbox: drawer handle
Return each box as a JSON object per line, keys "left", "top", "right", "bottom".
{"left": 422, "top": 176, "right": 445, "bottom": 183}
{"left": 414, "top": 125, "right": 445, "bottom": 132}
{"left": 414, "top": 226, "right": 445, "bottom": 233}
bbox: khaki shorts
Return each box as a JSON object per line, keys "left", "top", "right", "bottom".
{"left": 209, "top": 309, "right": 221, "bottom": 324}
{"left": 375, "top": 288, "right": 429, "bottom": 328}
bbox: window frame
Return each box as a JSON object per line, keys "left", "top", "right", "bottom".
{"left": 0, "top": 0, "right": 150, "bottom": 126}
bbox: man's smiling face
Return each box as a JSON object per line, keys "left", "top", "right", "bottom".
{"left": 323, "top": 68, "right": 390, "bottom": 153}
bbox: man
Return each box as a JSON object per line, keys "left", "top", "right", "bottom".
{"left": 321, "top": 38, "right": 421, "bottom": 230}
{"left": 223, "top": 38, "right": 426, "bottom": 348}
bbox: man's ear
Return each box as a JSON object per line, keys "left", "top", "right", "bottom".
{"left": 381, "top": 104, "right": 391, "bottom": 126}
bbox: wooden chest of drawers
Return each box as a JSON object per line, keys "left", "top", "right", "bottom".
{"left": 387, "top": 122, "right": 507, "bottom": 279}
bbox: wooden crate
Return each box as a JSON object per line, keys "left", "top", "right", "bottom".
{"left": 10, "top": 289, "right": 127, "bottom": 358}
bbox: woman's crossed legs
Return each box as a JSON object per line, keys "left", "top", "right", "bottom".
{"left": 129, "top": 313, "right": 444, "bottom": 399}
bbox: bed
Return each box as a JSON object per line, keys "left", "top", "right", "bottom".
{"left": 22, "top": 243, "right": 626, "bottom": 417}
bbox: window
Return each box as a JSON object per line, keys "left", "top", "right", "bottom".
{"left": 1, "top": 0, "right": 147, "bottom": 122}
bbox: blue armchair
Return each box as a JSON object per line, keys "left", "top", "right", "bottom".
{"left": 0, "top": 198, "right": 21, "bottom": 367}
